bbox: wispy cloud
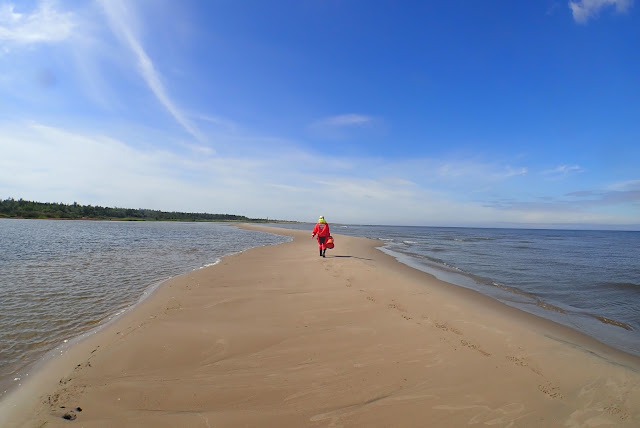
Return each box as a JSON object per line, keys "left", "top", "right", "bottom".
{"left": 2, "top": 120, "right": 638, "bottom": 227}
{"left": 0, "top": 121, "right": 272, "bottom": 215}
{"left": 315, "top": 177, "right": 416, "bottom": 202}
{"left": 484, "top": 182, "right": 640, "bottom": 213}
{"left": 542, "top": 164, "right": 584, "bottom": 178}
{"left": 309, "top": 113, "right": 383, "bottom": 141}
{"left": 0, "top": 0, "right": 74, "bottom": 47}
{"left": 196, "top": 114, "right": 239, "bottom": 134}
{"left": 98, "top": 0, "right": 204, "bottom": 142}
{"left": 565, "top": 187, "right": 640, "bottom": 206}
{"left": 436, "top": 161, "right": 528, "bottom": 181}
{"left": 317, "top": 114, "right": 373, "bottom": 127}
{"left": 568, "top": 0, "right": 633, "bottom": 24}
{"left": 607, "top": 179, "right": 640, "bottom": 191}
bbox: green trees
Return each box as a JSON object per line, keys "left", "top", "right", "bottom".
{"left": 0, "top": 198, "right": 258, "bottom": 222}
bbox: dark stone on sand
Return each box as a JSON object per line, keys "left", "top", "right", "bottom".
{"left": 76, "top": 407, "right": 83, "bottom": 412}
{"left": 62, "top": 410, "right": 77, "bottom": 420}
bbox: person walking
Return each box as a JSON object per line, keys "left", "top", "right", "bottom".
{"left": 311, "top": 215, "right": 331, "bottom": 257}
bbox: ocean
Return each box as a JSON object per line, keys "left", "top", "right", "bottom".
{"left": 0, "top": 219, "right": 290, "bottom": 397}
{"left": 270, "top": 223, "right": 640, "bottom": 358}
{"left": 1, "top": 219, "right": 639, "bottom": 399}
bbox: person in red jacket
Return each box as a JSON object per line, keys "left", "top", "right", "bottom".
{"left": 311, "top": 215, "right": 331, "bottom": 257}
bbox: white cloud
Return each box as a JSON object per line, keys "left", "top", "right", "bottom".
{"left": 310, "top": 113, "right": 374, "bottom": 132}
{"left": 435, "top": 161, "right": 528, "bottom": 181}
{"left": 319, "top": 114, "right": 373, "bottom": 127}
{"left": 542, "top": 164, "right": 584, "bottom": 177}
{"left": 0, "top": 122, "right": 481, "bottom": 223}
{"left": 196, "top": 114, "right": 239, "bottom": 133}
{"left": 309, "top": 113, "right": 384, "bottom": 141}
{"left": 569, "top": 0, "right": 633, "bottom": 23}
{"left": 1, "top": 122, "right": 637, "bottom": 227}
{"left": 0, "top": 0, "right": 74, "bottom": 45}
{"left": 607, "top": 179, "right": 640, "bottom": 191}
{"left": 97, "top": 0, "right": 204, "bottom": 142}
{"left": 315, "top": 177, "right": 415, "bottom": 202}
{"left": 0, "top": 122, "right": 275, "bottom": 214}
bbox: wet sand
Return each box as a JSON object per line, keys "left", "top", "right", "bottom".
{"left": 1, "top": 225, "right": 639, "bottom": 427}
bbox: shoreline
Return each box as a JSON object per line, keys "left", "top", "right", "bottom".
{"left": 0, "top": 255, "right": 210, "bottom": 402}
{"left": 2, "top": 225, "right": 639, "bottom": 427}
{"left": 269, "top": 222, "right": 640, "bottom": 358}
{"left": 0, "top": 273, "right": 171, "bottom": 400}
{"left": 0, "top": 221, "right": 291, "bottom": 403}
{"left": 376, "top": 245, "right": 640, "bottom": 357}
{"left": 255, "top": 226, "right": 640, "bottom": 368}
{"left": 0, "top": 225, "right": 286, "bottom": 420}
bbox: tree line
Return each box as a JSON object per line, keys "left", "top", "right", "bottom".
{"left": 0, "top": 198, "right": 265, "bottom": 222}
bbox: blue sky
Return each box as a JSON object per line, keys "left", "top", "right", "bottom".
{"left": 1, "top": 0, "right": 639, "bottom": 228}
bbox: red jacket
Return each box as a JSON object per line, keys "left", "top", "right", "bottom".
{"left": 312, "top": 222, "right": 331, "bottom": 238}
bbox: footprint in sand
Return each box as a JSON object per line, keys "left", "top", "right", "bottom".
{"left": 388, "top": 302, "right": 413, "bottom": 320}
{"left": 538, "top": 382, "right": 563, "bottom": 399}
{"left": 604, "top": 404, "right": 630, "bottom": 421}
{"left": 460, "top": 339, "right": 491, "bottom": 357}
{"left": 387, "top": 302, "right": 408, "bottom": 312}
{"left": 506, "top": 355, "right": 543, "bottom": 376}
{"left": 434, "top": 321, "right": 462, "bottom": 336}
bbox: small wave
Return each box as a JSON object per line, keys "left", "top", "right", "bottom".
{"left": 591, "top": 315, "right": 634, "bottom": 331}
{"left": 599, "top": 282, "right": 640, "bottom": 292}
{"left": 408, "top": 251, "right": 446, "bottom": 266}
{"left": 452, "top": 237, "right": 495, "bottom": 242}
{"left": 443, "top": 263, "right": 463, "bottom": 272}
{"left": 490, "top": 281, "right": 538, "bottom": 300}
{"left": 535, "top": 300, "right": 566, "bottom": 314}
{"left": 488, "top": 282, "right": 566, "bottom": 313}
{"left": 403, "top": 240, "right": 418, "bottom": 244}
{"left": 201, "top": 260, "right": 220, "bottom": 268}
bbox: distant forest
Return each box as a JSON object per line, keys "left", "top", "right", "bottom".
{"left": 0, "top": 198, "right": 268, "bottom": 222}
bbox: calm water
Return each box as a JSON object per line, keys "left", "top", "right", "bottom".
{"left": 271, "top": 223, "right": 640, "bottom": 357}
{"left": 0, "top": 219, "right": 290, "bottom": 397}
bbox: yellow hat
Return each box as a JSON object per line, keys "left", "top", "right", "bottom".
{"left": 318, "top": 216, "right": 325, "bottom": 223}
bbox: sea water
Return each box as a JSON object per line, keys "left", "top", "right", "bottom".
{"left": 272, "top": 223, "right": 640, "bottom": 357}
{"left": 0, "top": 219, "right": 290, "bottom": 397}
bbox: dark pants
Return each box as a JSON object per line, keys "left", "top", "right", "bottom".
{"left": 317, "top": 237, "right": 326, "bottom": 256}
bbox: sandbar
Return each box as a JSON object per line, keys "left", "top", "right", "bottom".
{"left": 1, "top": 225, "right": 639, "bottom": 427}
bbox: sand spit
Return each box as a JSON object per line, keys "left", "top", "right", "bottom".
{"left": 1, "top": 225, "right": 639, "bottom": 427}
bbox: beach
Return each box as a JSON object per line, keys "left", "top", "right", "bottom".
{"left": 2, "top": 225, "right": 639, "bottom": 427}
